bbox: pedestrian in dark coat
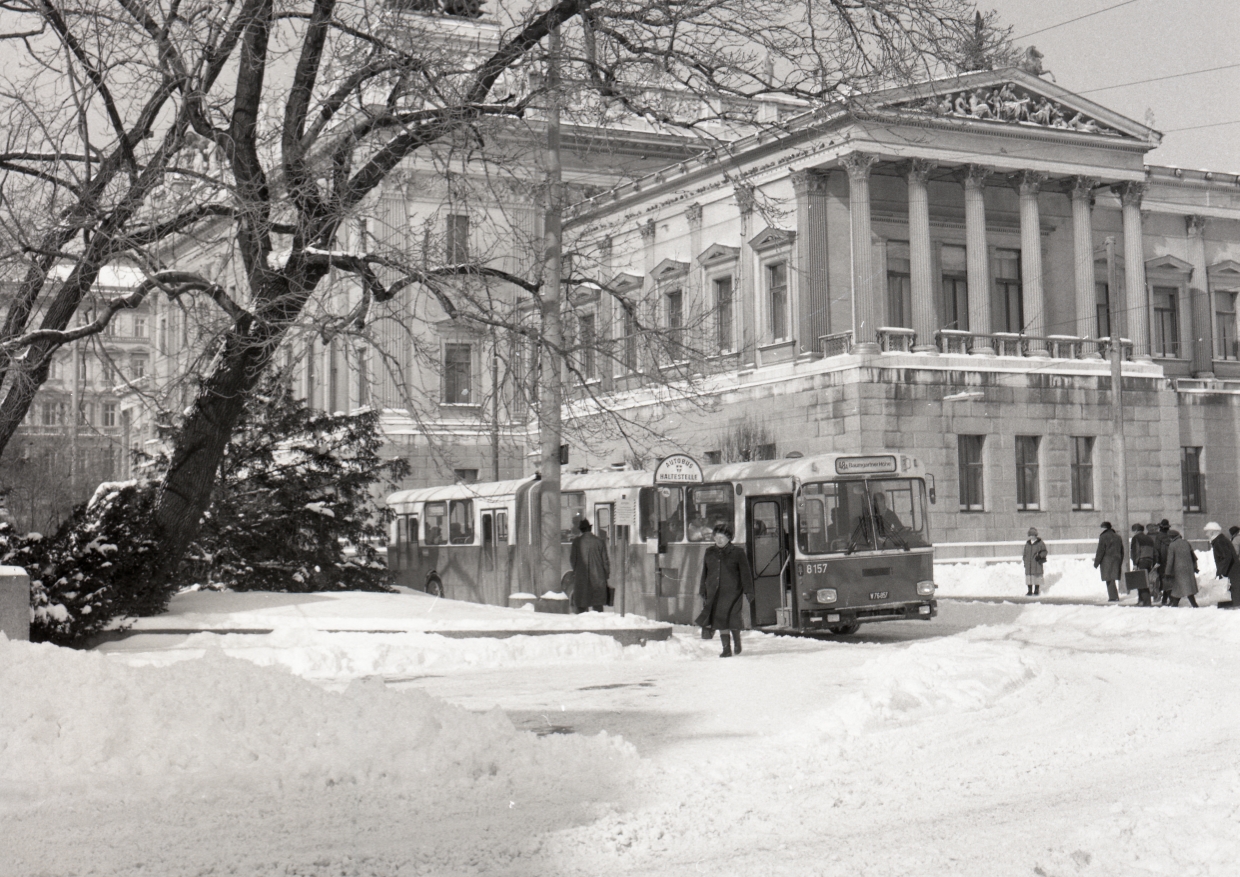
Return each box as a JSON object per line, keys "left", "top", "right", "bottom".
{"left": 1230, "top": 526, "right": 1240, "bottom": 559}
{"left": 569, "top": 519, "right": 611, "bottom": 613}
{"left": 1205, "top": 522, "right": 1240, "bottom": 608}
{"left": 1153, "top": 520, "right": 1174, "bottom": 605}
{"left": 1130, "top": 524, "right": 1157, "bottom": 606}
{"left": 695, "top": 522, "right": 754, "bottom": 657}
{"left": 1163, "top": 530, "right": 1199, "bottom": 607}
{"left": 1022, "top": 527, "right": 1047, "bottom": 597}
{"left": 1094, "top": 521, "right": 1125, "bottom": 602}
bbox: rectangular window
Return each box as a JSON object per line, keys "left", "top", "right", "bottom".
{"left": 886, "top": 241, "right": 912, "bottom": 329}
{"left": 664, "top": 288, "right": 683, "bottom": 359}
{"left": 623, "top": 309, "right": 638, "bottom": 373}
{"left": 446, "top": 213, "right": 469, "bottom": 263}
{"left": 941, "top": 244, "right": 969, "bottom": 331}
{"left": 561, "top": 491, "right": 586, "bottom": 542}
{"left": 714, "top": 276, "right": 734, "bottom": 351}
{"left": 1181, "top": 446, "right": 1205, "bottom": 513}
{"left": 1095, "top": 280, "right": 1111, "bottom": 339}
{"left": 448, "top": 499, "right": 475, "bottom": 544}
{"left": 130, "top": 356, "right": 147, "bottom": 379}
{"left": 958, "top": 435, "right": 985, "bottom": 511}
{"left": 77, "top": 356, "right": 88, "bottom": 383}
{"left": 41, "top": 401, "right": 59, "bottom": 426}
{"left": 1071, "top": 436, "right": 1095, "bottom": 510}
{"left": 1215, "top": 291, "right": 1237, "bottom": 360}
{"left": 685, "top": 483, "right": 736, "bottom": 543}
{"left": 443, "top": 343, "right": 472, "bottom": 404}
{"left": 577, "top": 312, "right": 596, "bottom": 381}
{"left": 77, "top": 402, "right": 92, "bottom": 426}
{"left": 158, "top": 318, "right": 168, "bottom": 355}
{"left": 425, "top": 502, "right": 448, "bottom": 544}
{"left": 453, "top": 468, "right": 478, "bottom": 483}
{"left": 704, "top": 450, "right": 722, "bottom": 465}
{"left": 133, "top": 316, "right": 147, "bottom": 338}
{"left": 102, "top": 402, "right": 118, "bottom": 428}
{"left": 995, "top": 248, "right": 1023, "bottom": 334}
{"left": 1152, "top": 286, "right": 1180, "bottom": 357}
{"left": 1015, "top": 435, "right": 1040, "bottom": 511}
{"left": 767, "top": 261, "right": 788, "bottom": 340}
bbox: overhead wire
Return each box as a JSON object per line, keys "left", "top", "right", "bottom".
{"left": 1012, "top": 0, "right": 1144, "bottom": 40}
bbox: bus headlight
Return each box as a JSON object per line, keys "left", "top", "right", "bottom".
{"left": 916, "top": 580, "right": 936, "bottom": 596}
{"left": 816, "top": 588, "right": 837, "bottom": 604}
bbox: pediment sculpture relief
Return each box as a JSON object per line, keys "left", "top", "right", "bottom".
{"left": 903, "top": 82, "right": 1119, "bottom": 136}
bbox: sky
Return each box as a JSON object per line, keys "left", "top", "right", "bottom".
{"left": 985, "top": 0, "right": 1240, "bottom": 173}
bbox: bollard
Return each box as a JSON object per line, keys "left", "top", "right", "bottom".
{"left": 0, "top": 565, "right": 31, "bottom": 641}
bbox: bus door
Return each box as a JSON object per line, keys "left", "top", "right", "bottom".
{"left": 481, "top": 509, "right": 503, "bottom": 604}
{"left": 595, "top": 503, "right": 618, "bottom": 605}
{"left": 747, "top": 496, "right": 792, "bottom": 626}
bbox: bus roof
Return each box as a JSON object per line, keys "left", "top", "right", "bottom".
{"left": 389, "top": 477, "right": 535, "bottom": 508}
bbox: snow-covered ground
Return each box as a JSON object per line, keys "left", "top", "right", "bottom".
{"left": 3, "top": 556, "right": 1239, "bottom": 876}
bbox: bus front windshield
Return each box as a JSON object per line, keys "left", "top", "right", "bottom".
{"left": 797, "top": 478, "right": 929, "bottom": 554}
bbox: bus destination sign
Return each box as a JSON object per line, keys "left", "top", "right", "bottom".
{"left": 835, "top": 455, "right": 898, "bottom": 475}
{"left": 654, "top": 454, "right": 704, "bottom": 484}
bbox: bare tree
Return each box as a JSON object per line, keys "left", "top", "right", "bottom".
{"left": 0, "top": 0, "right": 1003, "bottom": 584}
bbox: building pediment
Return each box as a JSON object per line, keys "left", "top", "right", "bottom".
{"left": 697, "top": 243, "right": 740, "bottom": 266}
{"left": 1209, "top": 260, "right": 1240, "bottom": 287}
{"left": 651, "top": 258, "right": 690, "bottom": 281}
{"left": 749, "top": 227, "right": 795, "bottom": 252}
{"left": 860, "top": 68, "right": 1161, "bottom": 147}
{"left": 1146, "top": 254, "right": 1193, "bottom": 273}
{"left": 608, "top": 271, "right": 644, "bottom": 292}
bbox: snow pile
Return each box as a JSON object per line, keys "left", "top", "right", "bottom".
{"left": 114, "top": 627, "right": 700, "bottom": 681}
{"left": 0, "top": 637, "right": 637, "bottom": 802}
{"left": 935, "top": 550, "right": 1228, "bottom": 602}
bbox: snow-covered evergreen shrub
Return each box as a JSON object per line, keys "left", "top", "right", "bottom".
{"left": 178, "top": 378, "right": 409, "bottom": 593}
{"left": 1, "top": 482, "right": 168, "bottom": 647}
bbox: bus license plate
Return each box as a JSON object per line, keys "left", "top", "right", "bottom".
{"left": 869, "top": 591, "right": 888, "bottom": 600}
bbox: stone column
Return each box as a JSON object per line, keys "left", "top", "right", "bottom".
{"left": 792, "top": 169, "right": 832, "bottom": 355}
{"left": 841, "top": 151, "right": 881, "bottom": 353}
{"left": 1014, "top": 171, "right": 1049, "bottom": 354}
{"left": 1069, "top": 176, "right": 1101, "bottom": 356}
{"left": 907, "top": 159, "right": 938, "bottom": 353}
{"left": 1186, "top": 215, "right": 1214, "bottom": 377}
{"left": 1118, "top": 182, "right": 1150, "bottom": 360}
{"left": 736, "top": 184, "right": 757, "bottom": 365}
{"left": 962, "top": 165, "right": 994, "bottom": 355}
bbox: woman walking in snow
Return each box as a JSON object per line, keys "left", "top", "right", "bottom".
{"left": 1163, "top": 529, "right": 1199, "bottom": 607}
{"left": 1022, "top": 527, "right": 1047, "bottom": 596}
{"left": 695, "top": 522, "right": 754, "bottom": 657}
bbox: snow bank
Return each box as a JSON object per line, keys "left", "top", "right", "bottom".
{"left": 936, "top": 551, "right": 1228, "bottom": 602}
{"left": 0, "top": 636, "right": 637, "bottom": 802}
{"left": 112, "top": 626, "right": 701, "bottom": 681}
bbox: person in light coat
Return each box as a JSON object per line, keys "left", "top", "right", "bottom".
{"left": 1093, "top": 521, "right": 1125, "bottom": 602}
{"left": 1206, "top": 522, "right": 1240, "bottom": 608}
{"left": 1162, "top": 529, "right": 1199, "bottom": 607}
{"left": 1022, "top": 527, "right": 1047, "bottom": 597}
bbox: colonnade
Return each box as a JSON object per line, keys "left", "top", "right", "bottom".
{"left": 823, "top": 151, "right": 1151, "bottom": 361}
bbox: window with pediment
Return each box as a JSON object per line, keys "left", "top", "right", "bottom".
{"left": 698, "top": 244, "right": 740, "bottom": 354}
{"left": 1147, "top": 255, "right": 1193, "bottom": 359}
{"left": 749, "top": 228, "right": 795, "bottom": 344}
{"left": 1210, "top": 261, "right": 1240, "bottom": 361}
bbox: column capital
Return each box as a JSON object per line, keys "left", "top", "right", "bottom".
{"left": 840, "top": 151, "right": 879, "bottom": 181}
{"left": 959, "top": 163, "right": 993, "bottom": 189}
{"left": 1186, "top": 214, "right": 1209, "bottom": 237}
{"left": 685, "top": 202, "right": 703, "bottom": 226}
{"left": 904, "top": 158, "right": 937, "bottom": 183}
{"left": 1116, "top": 181, "right": 1148, "bottom": 207}
{"left": 1067, "top": 175, "right": 1101, "bottom": 200}
{"left": 638, "top": 218, "right": 656, "bottom": 243}
{"left": 734, "top": 182, "right": 755, "bottom": 215}
{"left": 790, "top": 169, "right": 831, "bottom": 196}
{"left": 1011, "top": 170, "right": 1049, "bottom": 196}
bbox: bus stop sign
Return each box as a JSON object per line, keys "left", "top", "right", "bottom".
{"left": 654, "top": 454, "right": 704, "bottom": 484}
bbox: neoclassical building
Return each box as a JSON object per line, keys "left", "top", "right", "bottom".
{"left": 561, "top": 67, "right": 1240, "bottom": 556}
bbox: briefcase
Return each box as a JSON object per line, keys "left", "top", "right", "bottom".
{"left": 1124, "top": 570, "right": 1149, "bottom": 593}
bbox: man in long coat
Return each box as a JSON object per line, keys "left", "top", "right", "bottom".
{"left": 569, "top": 519, "right": 610, "bottom": 613}
{"left": 1153, "top": 519, "right": 1174, "bottom": 605}
{"left": 695, "top": 522, "right": 754, "bottom": 657}
{"left": 1205, "top": 522, "right": 1240, "bottom": 608}
{"left": 1094, "top": 521, "right": 1125, "bottom": 602}
{"left": 1163, "top": 529, "right": 1199, "bottom": 607}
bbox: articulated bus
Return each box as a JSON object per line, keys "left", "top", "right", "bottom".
{"left": 386, "top": 451, "right": 937, "bottom": 634}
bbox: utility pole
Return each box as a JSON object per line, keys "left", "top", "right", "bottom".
{"left": 538, "top": 25, "right": 564, "bottom": 597}
{"left": 491, "top": 331, "right": 500, "bottom": 483}
{"left": 70, "top": 338, "right": 80, "bottom": 503}
{"left": 1106, "top": 235, "right": 1130, "bottom": 558}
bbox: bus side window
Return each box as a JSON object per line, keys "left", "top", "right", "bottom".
{"left": 496, "top": 511, "right": 508, "bottom": 543}
{"left": 408, "top": 516, "right": 419, "bottom": 545}
{"left": 449, "top": 499, "right": 475, "bottom": 544}
{"left": 425, "top": 503, "right": 447, "bottom": 545}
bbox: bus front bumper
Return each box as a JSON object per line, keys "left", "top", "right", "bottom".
{"left": 798, "top": 600, "right": 937, "bottom": 629}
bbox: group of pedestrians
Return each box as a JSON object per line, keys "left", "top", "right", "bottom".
{"left": 1021, "top": 518, "right": 1240, "bottom": 607}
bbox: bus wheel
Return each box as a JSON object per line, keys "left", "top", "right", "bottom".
{"left": 425, "top": 575, "right": 444, "bottom": 597}
{"left": 828, "top": 622, "right": 860, "bottom": 636}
